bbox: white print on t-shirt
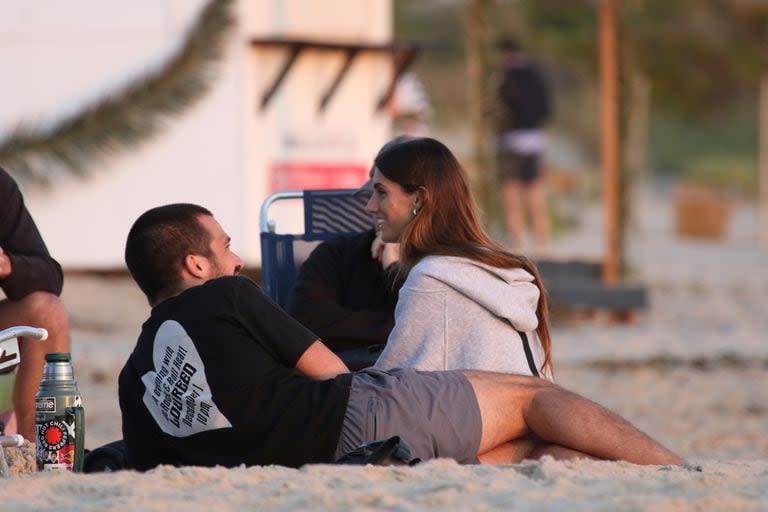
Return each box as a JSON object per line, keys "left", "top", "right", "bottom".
{"left": 141, "top": 320, "right": 232, "bottom": 437}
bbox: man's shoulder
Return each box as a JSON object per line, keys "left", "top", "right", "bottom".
{"left": 175, "top": 275, "right": 262, "bottom": 306}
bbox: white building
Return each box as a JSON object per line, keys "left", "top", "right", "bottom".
{"left": 1, "top": 0, "right": 407, "bottom": 268}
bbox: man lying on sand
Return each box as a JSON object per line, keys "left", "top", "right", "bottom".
{"left": 118, "top": 204, "right": 685, "bottom": 470}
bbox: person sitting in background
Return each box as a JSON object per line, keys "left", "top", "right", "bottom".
{"left": 288, "top": 136, "right": 414, "bottom": 367}
{"left": 287, "top": 226, "right": 401, "bottom": 356}
{"left": 0, "top": 166, "right": 70, "bottom": 440}
{"left": 119, "top": 202, "right": 684, "bottom": 468}
{"left": 367, "top": 137, "right": 553, "bottom": 379}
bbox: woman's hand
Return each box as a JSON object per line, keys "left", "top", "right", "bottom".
{"left": 371, "top": 232, "right": 400, "bottom": 270}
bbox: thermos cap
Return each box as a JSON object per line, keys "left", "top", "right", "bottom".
{"left": 45, "top": 352, "right": 72, "bottom": 363}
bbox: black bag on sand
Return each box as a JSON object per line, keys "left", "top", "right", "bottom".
{"left": 83, "top": 439, "right": 127, "bottom": 473}
{"left": 335, "top": 436, "right": 421, "bottom": 466}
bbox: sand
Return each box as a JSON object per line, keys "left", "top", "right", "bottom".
{"left": 1, "top": 187, "right": 767, "bottom": 510}
{"left": 1, "top": 458, "right": 766, "bottom": 511}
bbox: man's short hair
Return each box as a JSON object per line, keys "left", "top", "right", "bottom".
{"left": 125, "top": 203, "right": 213, "bottom": 304}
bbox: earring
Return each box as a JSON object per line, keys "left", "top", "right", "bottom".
{"left": 412, "top": 207, "right": 418, "bottom": 216}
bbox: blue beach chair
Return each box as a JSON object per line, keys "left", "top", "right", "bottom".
{"left": 259, "top": 189, "right": 384, "bottom": 369}
{"left": 259, "top": 189, "right": 374, "bottom": 310}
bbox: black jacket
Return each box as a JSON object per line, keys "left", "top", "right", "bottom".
{"left": 287, "top": 229, "right": 403, "bottom": 351}
{"left": 0, "top": 167, "right": 63, "bottom": 300}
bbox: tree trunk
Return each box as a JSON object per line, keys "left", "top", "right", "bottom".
{"left": 622, "top": 70, "right": 651, "bottom": 233}
{"left": 760, "top": 74, "right": 768, "bottom": 245}
{"left": 464, "top": 0, "right": 497, "bottom": 227}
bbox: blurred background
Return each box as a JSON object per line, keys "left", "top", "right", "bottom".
{"left": 2, "top": 0, "right": 767, "bottom": 271}
{"left": 1, "top": 0, "right": 766, "bottom": 458}
{"left": 398, "top": 0, "right": 767, "bottom": 247}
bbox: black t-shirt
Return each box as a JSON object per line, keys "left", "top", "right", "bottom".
{"left": 288, "top": 229, "right": 403, "bottom": 351}
{"left": 118, "top": 276, "right": 353, "bottom": 470}
{"left": 497, "top": 61, "right": 552, "bottom": 132}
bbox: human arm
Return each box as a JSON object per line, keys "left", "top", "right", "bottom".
{"left": 234, "top": 277, "right": 350, "bottom": 378}
{"left": 0, "top": 169, "right": 63, "bottom": 299}
{"left": 294, "top": 340, "right": 349, "bottom": 379}
{"left": 369, "top": 231, "right": 400, "bottom": 270}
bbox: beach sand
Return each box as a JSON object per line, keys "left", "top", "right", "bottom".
{"left": 2, "top": 187, "right": 767, "bottom": 510}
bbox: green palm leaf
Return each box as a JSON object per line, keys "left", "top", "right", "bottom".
{"left": 0, "top": 0, "right": 235, "bottom": 186}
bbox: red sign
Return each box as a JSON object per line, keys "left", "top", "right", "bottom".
{"left": 270, "top": 162, "right": 368, "bottom": 193}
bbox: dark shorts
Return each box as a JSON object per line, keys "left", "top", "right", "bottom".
{"left": 497, "top": 151, "right": 542, "bottom": 185}
{"left": 334, "top": 368, "right": 482, "bottom": 464}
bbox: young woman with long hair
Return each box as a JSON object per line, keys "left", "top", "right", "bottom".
{"left": 367, "top": 136, "right": 553, "bottom": 379}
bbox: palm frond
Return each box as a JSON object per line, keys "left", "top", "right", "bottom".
{"left": 0, "top": 0, "right": 235, "bottom": 186}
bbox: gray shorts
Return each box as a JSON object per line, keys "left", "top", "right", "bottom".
{"left": 334, "top": 368, "right": 482, "bottom": 464}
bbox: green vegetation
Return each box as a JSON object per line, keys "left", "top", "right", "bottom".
{"left": 650, "top": 102, "right": 758, "bottom": 197}
{"left": 394, "top": 0, "right": 766, "bottom": 199}
{"left": 0, "top": 0, "right": 235, "bottom": 186}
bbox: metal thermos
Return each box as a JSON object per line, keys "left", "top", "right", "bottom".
{"left": 34, "top": 352, "right": 85, "bottom": 472}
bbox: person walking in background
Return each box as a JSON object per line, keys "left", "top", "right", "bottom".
{"left": 0, "top": 167, "right": 70, "bottom": 440}
{"left": 496, "top": 37, "right": 553, "bottom": 253}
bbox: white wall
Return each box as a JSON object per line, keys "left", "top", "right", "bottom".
{"left": 1, "top": 0, "right": 392, "bottom": 268}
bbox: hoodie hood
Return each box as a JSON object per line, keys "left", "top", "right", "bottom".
{"left": 414, "top": 256, "right": 540, "bottom": 332}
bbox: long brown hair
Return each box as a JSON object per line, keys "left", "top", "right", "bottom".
{"left": 374, "top": 137, "right": 552, "bottom": 372}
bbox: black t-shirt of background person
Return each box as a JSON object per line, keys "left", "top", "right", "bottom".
{"left": 118, "top": 276, "right": 353, "bottom": 470}
{"left": 288, "top": 229, "right": 403, "bottom": 351}
{"left": 497, "top": 62, "right": 551, "bottom": 132}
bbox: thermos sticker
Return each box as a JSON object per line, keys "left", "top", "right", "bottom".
{"left": 35, "top": 396, "right": 56, "bottom": 413}
{"left": 37, "top": 415, "right": 78, "bottom": 471}
{"left": 38, "top": 419, "right": 69, "bottom": 451}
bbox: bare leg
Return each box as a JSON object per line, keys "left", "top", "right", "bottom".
{"left": 477, "top": 436, "right": 537, "bottom": 464}
{"left": 529, "top": 443, "right": 596, "bottom": 461}
{"left": 463, "top": 370, "right": 684, "bottom": 466}
{"left": 525, "top": 180, "right": 550, "bottom": 253}
{"left": 478, "top": 435, "right": 595, "bottom": 464}
{"left": 501, "top": 180, "right": 526, "bottom": 249}
{"left": 0, "top": 293, "right": 70, "bottom": 441}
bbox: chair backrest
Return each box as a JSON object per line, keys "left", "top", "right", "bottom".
{"left": 0, "top": 326, "right": 48, "bottom": 373}
{"left": 1, "top": 327, "right": 48, "bottom": 424}
{"left": 259, "top": 189, "right": 372, "bottom": 309}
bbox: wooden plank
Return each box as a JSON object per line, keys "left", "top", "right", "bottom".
{"left": 759, "top": 75, "right": 768, "bottom": 245}
{"left": 599, "top": 0, "right": 620, "bottom": 283}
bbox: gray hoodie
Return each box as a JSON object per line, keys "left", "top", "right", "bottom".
{"left": 374, "top": 255, "right": 552, "bottom": 379}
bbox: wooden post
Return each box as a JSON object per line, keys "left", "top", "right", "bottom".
{"left": 599, "top": 0, "right": 620, "bottom": 284}
{"left": 760, "top": 75, "right": 768, "bottom": 245}
{"left": 465, "top": 0, "right": 496, "bottom": 224}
